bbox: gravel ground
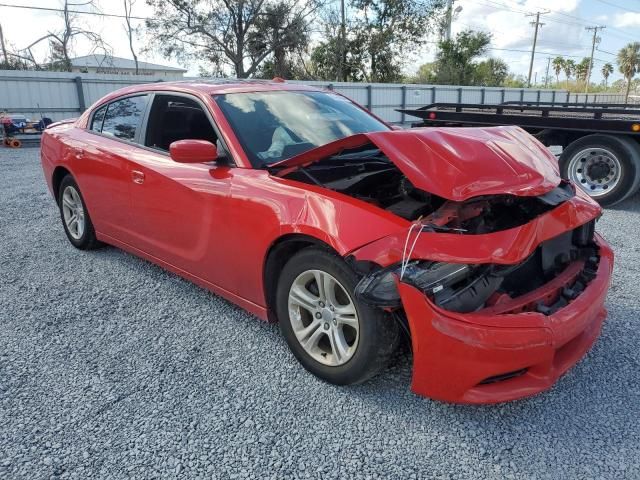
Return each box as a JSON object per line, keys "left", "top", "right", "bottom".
{"left": 1, "top": 146, "right": 639, "bottom": 480}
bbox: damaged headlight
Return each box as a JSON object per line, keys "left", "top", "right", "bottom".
{"left": 356, "top": 261, "right": 504, "bottom": 312}
{"left": 355, "top": 261, "right": 472, "bottom": 308}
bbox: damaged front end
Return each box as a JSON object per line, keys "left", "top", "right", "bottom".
{"left": 271, "top": 125, "right": 613, "bottom": 403}
{"left": 349, "top": 190, "right": 611, "bottom": 404}
{"left": 355, "top": 218, "right": 598, "bottom": 316}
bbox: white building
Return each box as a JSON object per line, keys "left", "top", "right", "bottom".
{"left": 70, "top": 55, "right": 187, "bottom": 79}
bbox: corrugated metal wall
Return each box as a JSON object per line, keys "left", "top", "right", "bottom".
{"left": 0, "top": 70, "right": 635, "bottom": 124}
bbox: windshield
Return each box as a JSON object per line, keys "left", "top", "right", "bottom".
{"left": 214, "top": 91, "right": 389, "bottom": 167}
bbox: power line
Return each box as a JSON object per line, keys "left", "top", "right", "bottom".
{"left": 597, "top": 47, "right": 617, "bottom": 56}
{"left": 0, "top": 2, "right": 148, "bottom": 20}
{"left": 473, "top": 0, "right": 637, "bottom": 42}
{"left": 595, "top": 0, "right": 640, "bottom": 15}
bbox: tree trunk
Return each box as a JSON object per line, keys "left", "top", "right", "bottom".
{"left": 235, "top": 60, "right": 246, "bottom": 78}
{"left": 625, "top": 75, "right": 632, "bottom": 104}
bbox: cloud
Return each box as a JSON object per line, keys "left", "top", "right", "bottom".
{"left": 612, "top": 12, "right": 640, "bottom": 28}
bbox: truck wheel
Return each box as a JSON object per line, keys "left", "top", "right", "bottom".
{"left": 560, "top": 134, "right": 640, "bottom": 206}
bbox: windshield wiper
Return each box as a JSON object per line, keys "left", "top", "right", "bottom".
{"left": 329, "top": 148, "right": 385, "bottom": 161}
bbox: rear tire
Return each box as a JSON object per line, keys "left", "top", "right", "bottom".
{"left": 276, "top": 247, "right": 399, "bottom": 385}
{"left": 559, "top": 134, "right": 640, "bottom": 207}
{"left": 57, "top": 175, "right": 102, "bottom": 250}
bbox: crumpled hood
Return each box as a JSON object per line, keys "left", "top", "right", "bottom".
{"left": 273, "top": 126, "right": 561, "bottom": 201}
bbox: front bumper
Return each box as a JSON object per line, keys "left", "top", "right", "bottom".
{"left": 398, "top": 234, "right": 613, "bottom": 404}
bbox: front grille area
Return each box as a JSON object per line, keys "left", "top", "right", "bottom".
{"left": 499, "top": 222, "right": 599, "bottom": 316}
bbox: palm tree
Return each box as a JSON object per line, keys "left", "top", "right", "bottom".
{"left": 576, "top": 58, "right": 590, "bottom": 84}
{"left": 617, "top": 42, "right": 640, "bottom": 103}
{"left": 552, "top": 56, "right": 564, "bottom": 85}
{"left": 601, "top": 63, "right": 614, "bottom": 88}
{"left": 563, "top": 59, "right": 576, "bottom": 88}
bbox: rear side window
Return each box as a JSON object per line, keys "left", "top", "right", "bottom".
{"left": 101, "top": 95, "right": 148, "bottom": 141}
{"left": 90, "top": 104, "right": 107, "bottom": 132}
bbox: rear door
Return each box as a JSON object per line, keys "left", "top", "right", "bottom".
{"left": 74, "top": 94, "right": 150, "bottom": 242}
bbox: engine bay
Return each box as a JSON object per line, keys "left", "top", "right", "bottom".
{"left": 279, "top": 146, "right": 574, "bottom": 233}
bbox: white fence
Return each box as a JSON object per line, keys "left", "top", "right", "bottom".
{"left": 0, "top": 70, "right": 636, "bottom": 124}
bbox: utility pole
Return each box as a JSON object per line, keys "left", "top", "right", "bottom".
{"left": 526, "top": 10, "right": 549, "bottom": 88}
{"left": 545, "top": 56, "right": 551, "bottom": 88}
{"left": 0, "top": 23, "right": 8, "bottom": 66}
{"left": 338, "top": 0, "right": 346, "bottom": 82}
{"left": 444, "top": 0, "right": 454, "bottom": 42}
{"left": 585, "top": 25, "right": 605, "bottom": 93}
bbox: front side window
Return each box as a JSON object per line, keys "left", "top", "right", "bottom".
{"left": 144, "top": 95, "right": 218, "bottom": 152}
{"left": 101, "top": 95, "right": 148, "bottom": 141}
{"left": 214, "top": 91, "right": 389, "bottom": 167}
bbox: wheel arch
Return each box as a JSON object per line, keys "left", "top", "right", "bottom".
{"left": 263, "top": 233, "right": 338, "bottom": 323}
{"left": 52, "top": 166, "right": 72, "bottom": 201}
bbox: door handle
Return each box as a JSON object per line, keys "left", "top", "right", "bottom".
{"left": 131, "top": 170, "right": 145, "bottom": 184}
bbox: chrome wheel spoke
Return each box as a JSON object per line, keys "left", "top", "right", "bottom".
{"left": 313, "top": 271, "right": 329, "bottom": 303}
{"left": 62, "top": 196, "right": 75, "bottom": 210}
{"left": 335, "top": 312, "right": 358, "bottom": 329}
{"left": 289, "top": 284, "right": 319, "bottom": 313}
{"left": 329, "top": 328, "right": 350, "bottom": 363}
{"left": 61, "top": 186, "right": 85, "bottom": 240}
{"left": 294, "top": 319, "right": 321, "bottom": 342}
{"left": 300, "top": 324, "right": 325, "bottom": 351}
{"left": 288, "top": 269, "right": 360, "bottom": 367}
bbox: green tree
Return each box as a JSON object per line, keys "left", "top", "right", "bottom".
{"left": 473, "top": 58, "right": 509, "bottom": 86}
{"left": 552, "top": 56, "right": 564, "bottom": 85}
{"left": 310, "top": 0, "right": 443, "bottom": 82}
{"left": 309, "top": 35, "right": 368, "bottom": 81}
{"left": 601, "top": 62, "right": 613, "bottom": 88}
{"left": 575, "top": 57, "right": 590, "bottom": 83}
{"left": 502, "top": 73, "right": 527, "bottom": 88}
{"left": 146, "top": 0, "right": 317, "bottom": 78}
{"left": 431, "top": 30, "right": 492, "bottom": 85}
{"left": 411, "top": 62, "right": 437, "bottom": 83}
{"left": 617, "top": 42, "right": 640, "bottom": 103}
{"left": 350, "top": 0, "right": 444, "bottom": 82}
{"left": 248, "top": 2, "right": 310, "bottom": 79}
{"left": 563, "top": 59, "right": 575, "bottom": 88}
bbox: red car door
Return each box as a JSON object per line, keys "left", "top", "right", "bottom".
{"left": 74, "top": 95, "right": 150, "bottom": 242}
{"left": 124, "top": 93, "right": 235, "bottom": 292}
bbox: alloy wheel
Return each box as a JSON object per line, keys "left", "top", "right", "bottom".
{"left": 287, "top": 269, "right": 360, "bottom": 366}
{"left": 61, "top": 186, "right": 85, "bottom": 240}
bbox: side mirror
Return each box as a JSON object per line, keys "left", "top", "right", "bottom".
{"left": 169, "top": 139, "right": 218, "bottom": 163}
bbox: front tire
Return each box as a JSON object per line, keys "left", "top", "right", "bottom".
{"left": 276, "top": 247, "right": 399, "bottom": 385}
{"left": 57, "top": 175, "right": 101, "bottom": 250}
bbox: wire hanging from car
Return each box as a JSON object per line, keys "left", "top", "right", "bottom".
{"left": 400, "top": 220, "right": 424, "bottom": 280}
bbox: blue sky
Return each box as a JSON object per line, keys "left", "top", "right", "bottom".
{"left": 1, "top": 0, "right": 638, "bottom": 83}
{"left": 424, "top": 0, "right": 640, "bottom": 84}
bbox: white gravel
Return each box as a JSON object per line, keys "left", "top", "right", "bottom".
{"left": 1, "top": 146, "right": 639, "bottom": 480}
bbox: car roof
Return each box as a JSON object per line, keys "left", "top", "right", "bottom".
{"left": 101, "top": 79, "right": 324, "bottom": 102}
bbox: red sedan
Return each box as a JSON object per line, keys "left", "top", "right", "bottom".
{"left": 40, "top": 80, "right": 613, "bottom": 404}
